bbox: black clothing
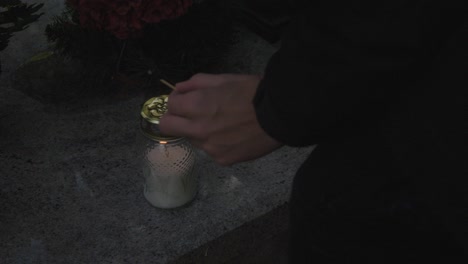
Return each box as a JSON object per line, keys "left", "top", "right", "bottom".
{"left": 253, "top": 0, "right": 467, "bottom": 262}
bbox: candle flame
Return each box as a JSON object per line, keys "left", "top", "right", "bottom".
{"left": 159, "top": 141, "right": 168, "bottom": 144}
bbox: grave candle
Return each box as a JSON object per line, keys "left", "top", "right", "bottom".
{"left": 139, "top": 95, "right": 198, "bottom": 209}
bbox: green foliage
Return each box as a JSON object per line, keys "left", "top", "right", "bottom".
{"left": 0, "top": 1, "right": 44, "bottom": 50}
{"left": 0, "top": 0, "right": 44, "bottom": 74}
{"left": 45, "top": 3, "right": 119, "bottom": 66}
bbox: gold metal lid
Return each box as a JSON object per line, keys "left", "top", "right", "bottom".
{"left": 141, "top": 95, "right": 169, "bottom": 124}
{"left": 140, "top": 95, "right": 179, "bottom": 141}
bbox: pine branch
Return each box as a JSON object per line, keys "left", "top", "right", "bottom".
{"left": 0, "top": 1, "right": 44, "bottom": 75}
{"left": 0, "top": 2, "right": 44, "bottom": 50}
{"left": 0, "top": 0, "right": 22, "bottom": 6}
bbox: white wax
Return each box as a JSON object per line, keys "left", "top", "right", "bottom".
{"left": 142, "top": 143, "right": 197, "bottom": 209}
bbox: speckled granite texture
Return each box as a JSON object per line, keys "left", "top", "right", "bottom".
{"left": 0, "top": 1, "right": 315, "bottom": 263}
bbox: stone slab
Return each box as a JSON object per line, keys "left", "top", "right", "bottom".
{"left": 0, "top": 1, "right": 315, "bottom": 263}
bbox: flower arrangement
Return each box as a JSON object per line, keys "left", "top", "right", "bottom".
{"left": 67, "top": 0, "right": 193, "bottom": 39}
{"left": 41, "top": 0, "right": 237, "bottom": 100}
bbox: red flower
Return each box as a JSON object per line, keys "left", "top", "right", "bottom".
{"left": 67, "top": 0, "right": 193, "bottom": 39}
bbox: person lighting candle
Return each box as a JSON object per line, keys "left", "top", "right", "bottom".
{"left": 159, "top": 0, "right": 467, "bottom": 262}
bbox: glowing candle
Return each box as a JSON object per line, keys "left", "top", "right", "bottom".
{"left": 142, "top": 140, "right": 197, "bottom": 208}
{"left": 139, "top": 95, "right": 199, "bottom": 209}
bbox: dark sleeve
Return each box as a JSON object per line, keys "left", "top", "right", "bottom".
{"left": 253, "top": 0, "right": 463, "bottom": 147}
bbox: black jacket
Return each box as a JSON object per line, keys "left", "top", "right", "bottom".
{"left": 253, "top": 0, "right": 467, "bottom": 262}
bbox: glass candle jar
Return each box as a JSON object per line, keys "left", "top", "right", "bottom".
{"left": 139, "top": 95, "right": 198, "bottom": 209}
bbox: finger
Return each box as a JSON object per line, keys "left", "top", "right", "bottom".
{"left": 166, "top": 91, "right": 201, "bottom": 118}
{"left": 158, "top": 114, "right": 197, "bottom": 139}
{"left": 175, "top": 73, "right": 222, "bottom": 93}
{"left": 173, "top": 81, "right": 192, "bottom": 93}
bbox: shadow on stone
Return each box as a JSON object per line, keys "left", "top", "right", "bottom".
{"left": 169, "top": 203, "right": 290, "bottom": 264}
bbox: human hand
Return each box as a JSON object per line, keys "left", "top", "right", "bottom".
{"left": 159, "top": 73, "right": 283, "bottom": 166}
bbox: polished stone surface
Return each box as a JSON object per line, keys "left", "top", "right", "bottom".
{"left": 0, "top": 1, "right": 314, "bottom": 263}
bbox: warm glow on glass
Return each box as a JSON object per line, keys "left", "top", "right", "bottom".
{"left": 159, "top": 141, "right": 168, "bottom": 144}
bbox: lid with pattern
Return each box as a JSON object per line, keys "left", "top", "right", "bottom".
{"left": 140, "top": 95, "right": 178, "bottom": 141}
